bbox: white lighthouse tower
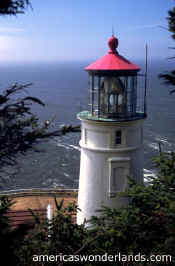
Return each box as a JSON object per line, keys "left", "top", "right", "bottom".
{"left": 77, "top": 35, "right": 147, "bottom": 224}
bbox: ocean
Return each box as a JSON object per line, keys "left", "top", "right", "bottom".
{"left": 0, "top": 59, "right": 175, "bottom": 191}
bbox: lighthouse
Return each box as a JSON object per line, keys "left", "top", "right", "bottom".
{"left": 77, "top": 35, "right": 147, "bottom": 224}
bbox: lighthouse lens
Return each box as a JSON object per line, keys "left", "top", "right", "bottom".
{"left": 118, "top": 94, "right": 123, "bottom": 105}
{"left": 109, "top": 95, "right": 114, "bottom": 105}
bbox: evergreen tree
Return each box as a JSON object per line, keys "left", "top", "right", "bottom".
{"left": 0, "top": 83, "right": 79, "bottom": 175}
{"left": 0, "top": 196, "right": 33, "bottom": 266}
{"left": 159, "top": 2, "right": 175, "bottom": 94}
{"left": 10, "top": 152, "right": 175, "bottom": 265}
{"left": 0, "top": 0, "right": 31, "bottom": 15}
{"left": 88, "top": 152, "right": 175, "bottom": 265}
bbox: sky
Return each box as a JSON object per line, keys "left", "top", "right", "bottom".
{"left": 0, "top": 0, "right": 175, "bottom": 63}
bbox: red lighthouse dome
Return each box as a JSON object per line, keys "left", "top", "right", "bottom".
{"left": 85, "top": 35, "right": 140, "bottom": 72}
{"left": 108, "top": 35, "right": 118, "bottom": 53}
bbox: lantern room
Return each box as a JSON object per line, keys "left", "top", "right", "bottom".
{"left": 80, "top": 35, "right": 146, "bottom": 121}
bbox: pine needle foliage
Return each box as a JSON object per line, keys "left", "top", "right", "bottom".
{"left": 0, "top": 83, "right": 50, "bottom": 167}
{"left": 2, "top": 152, "right": 174, "bottom": 265}
{"left": 0, "top": 0, "right": 31, "bottom": 15}
{"left": 159, "top": 2, "right": 175, "bottom": 94}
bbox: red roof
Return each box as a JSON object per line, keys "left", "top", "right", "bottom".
{"left": 85, "top": 35, "right": 140, "bottom": 72}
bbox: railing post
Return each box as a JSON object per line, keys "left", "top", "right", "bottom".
{"left": 47, "top": 204, "right": 53, "bottom": 241}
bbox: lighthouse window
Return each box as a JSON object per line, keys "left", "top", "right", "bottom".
{"left": 115, "top": 130, "right": 122, "bottom": 144}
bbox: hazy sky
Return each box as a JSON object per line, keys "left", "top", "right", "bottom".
{"left": 0, "top": 0, "right": 174, "bottom": 63}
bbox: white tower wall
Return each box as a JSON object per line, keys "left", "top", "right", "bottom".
{"left": 77, "top": 118, "right": 144, "bottom": 224}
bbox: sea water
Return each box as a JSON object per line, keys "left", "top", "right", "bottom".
{"left": 0, "top": 59, "right": 175, "bottom": 191}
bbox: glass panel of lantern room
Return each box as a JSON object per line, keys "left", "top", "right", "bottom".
{"left": 131, "top": 76, "right": 137, "bottom": 115}
{"left": 133, "top": 76, "right": 137, "bottom": 114}
{"left": 88, "top": 73, "right": 95, "bottom": 115}
{"left": 88, "top": 74, "right": 92, "bottom": 113}
{"left": 105, "top": 77, "right": 110, "bottom": 115}
{"left": 124, "top": 77, "right": 128, "bottom": 114}
{"left": 98, "top": 76, "right": 101, "bottom": 117}
{"left": 127, "top": 76, "right": 132, "bottom": 115}
{"left": 127, "top": 76, "right": 136, "bottom": 116}
{"left": 99, "top": 77, "right": 109, "bottom": 117}
{"left": 99, "top": 77, "right": 105, "bottom": 116}
{"left": 93, "top": 76, "right": 99, "bottom": 116}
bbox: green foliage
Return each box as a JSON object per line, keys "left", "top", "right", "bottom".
{"left": 0, "top": 83, "right": 51, "bottom": 167}
{"left": 0, "top": 83, "right": 78, "bottom": 170}
{"left": 0, "top": 152, "right": 171, "bottom": 265}
{"left": 1, "top": 151, "right": 175, "bottom": 265}
{"left": 88, "top": 152, "right": 175, "bottom": 264}
{"left": 0, "top": 83, "right": 80, "bottom": 189}
{"left": 0, "top": 196, "right": 31, "bottom": 266}
{"left": 159, "top": 2, "right": 175, "bottom": 93}
{"left": 153, "top": 151, "right": 175, "bottom": 193}
{"left": 48, "top": 199, "right": 87, "bottom": 259}
{"left": 15, "top": 198, "right": 88, "bottom": 266}
{"left": 167, "top": 4, "right": 175, "bottom": 40}
{"left": 0, "top": 196, "right": 13, "bottom": 234}
{"left": 0, "top": 0, "right": 31, "bottom": 15}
